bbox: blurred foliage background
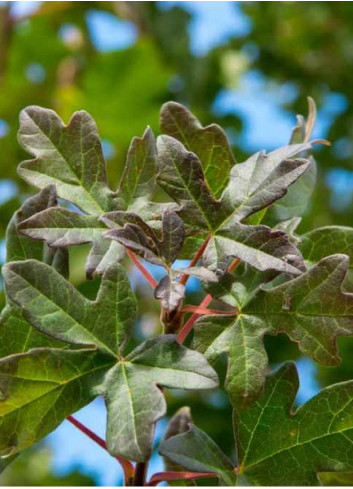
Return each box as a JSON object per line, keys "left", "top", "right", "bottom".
{"left": 1, "top": 1, "right": 353, "bottom": 486}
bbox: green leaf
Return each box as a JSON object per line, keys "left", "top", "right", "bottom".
{"left": 18, "top": 106, "right": 114, "bottom": 215}
{"left": 16, "top": 107, "right": 158, "bottom": 277}
{"left": 0, "top": 307, "right": 67, "bottom": 358}
{"left": 162, "top": 407, "right": 196, "bottom": 486}
{"left": 115, "top": 126, "right": 157, "bottom": 209}
{"left": 172, "top": 267, "right": 218, "bottom": 283}
{"left": 221, "top": 144, "right": 311, "bottom": 223}
{"left": 157, "top": 135, "right": 225, "bottom": 231}
{"left": 194, "top": 255, "right": 353, "bottom": 405}
{"left": 203, "top": 222, "right": 305, "bottom": 275}
{"left": 103, "top": 335, "right": 218, "bottom": 462}
{"left": 299, "top": 226, "right": 353, "bottom": 291}
{"left": 160, "top": 102, "right": 235, "bottom": 198}
{"left": 269, "top": 158, "right": 316, "bottom": 221}
{"left": 2, "top": 260, "right": 137, "bottom": 358}
{"left": 159, "top": 424, "right": 237, "bottom": 486}
{"left": 234, "top": 362, "right": 353, "bottom": 485}
{"left": 6, "top": 186, "right": 68, "bottom": 274}
{"left": 17, "top": 206, "right": 124, "bottom": 279}
{"left": 18, "top": 207, "right": 106, "bottom": 247}
{"left": 269, "top": 97, "right": 318, "bottom": 221}
{"left": 300, "top": 226, "right": 353, "bottom": 266}
{"left": 0, "top": 348, "right": 111, "bottom": 457}
{"left": 0, "top": 187, "right": 69, "bottom": 358}
{"left": 157, "top": 135, "right": 305, "bottom": 275}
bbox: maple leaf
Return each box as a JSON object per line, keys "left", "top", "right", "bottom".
{"left": 1, "top": 260, "right": 218, "bottom": 462}
{"left": 194, "top": 254, "right": 353, "bottom": 405}
{"left": 17, "top": 107, "right": 158, "bottom": 277}
{"left": 160, "top": 362, "right": 353, "bottom": 485}
{"left": 157, "top": 133, "right": 310, "bottom": 275}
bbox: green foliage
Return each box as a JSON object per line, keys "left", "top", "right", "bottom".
{"left": 1, "top": 96, "right": 353, "bottom": 487}
{"left": 161, "top": 363, "right": 353, "bottom": 486}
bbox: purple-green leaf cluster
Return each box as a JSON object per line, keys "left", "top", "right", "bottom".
{"left": 1, "top": 99, "right": 353, "bottom": 485}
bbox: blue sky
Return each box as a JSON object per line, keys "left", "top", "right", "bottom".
{"left": 0, "top": 1, "right": 346, "bottom": 485}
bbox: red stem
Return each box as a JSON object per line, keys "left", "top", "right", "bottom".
{"left": 179, "top": 234, "right": 211, "bottom": 285}
{"left": 177, "top": 256, "right": 241, "bottom": 344}
{"left": 126, "top": 248, "right": 158, "bottom": 288}
{"left": 228, "top": 257, "right": 240, "bottom": 272}
{"left": 181, "top": 305, "right": 237, "bottom": 316}
{"left": 145, "top": 470, "right": 216, "bottom": 486}
{"left": 67, "top": 415, "right": 135, "bottom": 484}
{"left": 177, "top": 293, "right": 212, "bottom": 343}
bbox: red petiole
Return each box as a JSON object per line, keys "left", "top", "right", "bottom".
{"left": 67, "top": 415, "right": 135, "bottom": 485}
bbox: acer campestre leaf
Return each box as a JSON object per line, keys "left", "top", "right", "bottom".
{"left": 17, "top": 206, "right": 124, "bottom": 280}
{"left": 18, "top": 106, "right": 114, "bottom": 215}
{"left": 105, "top": 210, "right": 185, "bottom": 268}
{"left": 103, "top": 335, "right": 218, "bottom": 462}
{"left": 269, "top": 97, "right": 317, "bottom": 221}
{"left": 162, "top": 407, "right": 196, "bottom": 486}
{"left": 160, "top": 102, "right": 235, "bottom": 198}
{"left": 6, "top": 185, "right": 68, "bottom": 273}
{"left": 160, "top": 363, "right": 353, "bottom": 486}
{"left": 157, "top": 134, "right": 307, "bottom": 275}
{"left": 115, "top": 127, "right": 157, "bottom": 209}
{"left": 299, "top": 226, "right": 353, "bottom": 291}
{"left": 221, "top": 143, "right": 311, "bottom": 223}
{"left": 159, "top": 424, "right": 237, "bottom": 486}
{"left": 2, "top": 260, "right": 137, "bottom": 358}
{"left": 202, "top": 222, "right": 305, "bottom": 275}
{"left": 0, "top": 348, "right": 111, "bottom": 458}
{"left": 17, "top": 107, "right": 159, "bottom": 278}
{"left": 194, "top": 255, "right": 353, "bottom": 405}
{"left": 234, "top": 362, "right": 353, "bottom": 485}
{"left": 154, "top": 275, "right": 185, "bottom": 312}
{"left": 0, "top": 307, "right": 67, "bottom": 358}
{"left": 0, "top": 187, "right": 69, "bottom": 358}
{"left": 1, "top": 254, "right": 219, "bottom": 463}
{"left": 300, "top": 226, "right": 353, "bottom": 266}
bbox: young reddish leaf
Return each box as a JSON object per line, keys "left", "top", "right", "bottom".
{"left": 106, "top": 211, "right": 185, "bottom": 268}
{"left": 154, "top": 275, "right": 185, "bottom": 313}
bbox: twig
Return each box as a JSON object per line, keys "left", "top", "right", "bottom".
{"left": 134, "top": 461, "right": 149, "bottom": 486}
